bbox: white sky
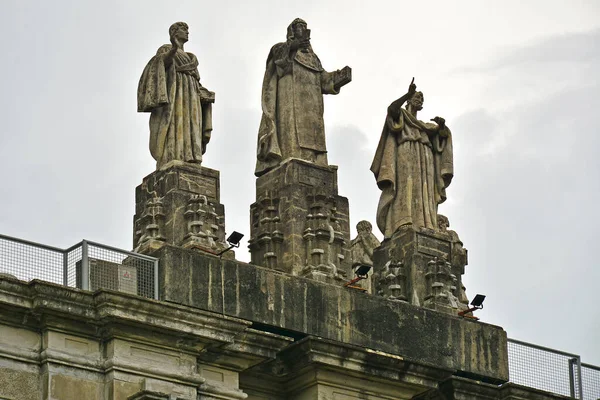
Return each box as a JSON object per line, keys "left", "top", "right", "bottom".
{"left": 0, "top": 0, "right": 599, "bottom": 366}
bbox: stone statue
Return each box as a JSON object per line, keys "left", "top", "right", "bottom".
{"left": 138, "top": 22, "right": 215, "bottom": 170}
{"left": 350, "top": 221, "right": 381, "bottom": 268}
{"left": 437, "top": 214, "right": 469, "bottom": 308}
{"left": 255, "top": 18, "right": 352, "bottom": 176}
{"left": 370, "top": 78, "right": 453, "bottom": 238}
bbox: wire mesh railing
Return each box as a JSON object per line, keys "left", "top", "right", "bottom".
{"left": 0, "top": 233, "right": 158, "bottom": 300}
{"left": 581, "top": 363, "right": 600, "bottom": 400}
{"left": 508, "top": 338, "right": 600, "bottom": 400}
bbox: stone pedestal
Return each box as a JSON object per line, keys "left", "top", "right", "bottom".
{"left": 249, "top": 159, "right": 351, "bottom": 283}
{"left": 133, "top": 162, "right": 230, "bottom": 256}
{"left": 372, "top": 225, "right": 469, "bottom": 315}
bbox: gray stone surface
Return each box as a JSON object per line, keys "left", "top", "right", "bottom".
{"left": 0, "top": 277, "right": 291, "bottom": 400}
{"left": 255, "top": 18, "right": 351, "bottom": 176}
{"left": 249, "top": 159, "right": 351, "bottom": 282}
{"left": 438, "top": 214, "right": 469, "bottom": 308}
{"left": 371, "top": 78, "right": 453, "bottom": 238}
{"left": 350, "top": 220, "right": 381, "bottom": 269}
{"left": 158, "top": 244, "right": 509, "bottom": 383}
{"left": 138, "top": 22, "right": 215, "bottom": 170}
{"left": 372, "top": 225, "right": 468, "bottom": 314}
{"left": 134, "top": 163, "right": 230, "bottom": 257}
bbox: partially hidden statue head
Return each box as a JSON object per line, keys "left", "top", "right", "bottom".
{"left": 437, "top": 214, "right": 449, "bottom": 231}
{"left": 287, "top": 18, "right": 308, "bottom": 41}
{"left": 356, "top": 220, "right": 373, "bottom": 235}
{"left": 169, "top": 21, "right": 189, "bottom": 43}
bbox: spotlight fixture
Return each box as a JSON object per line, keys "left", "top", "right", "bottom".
{"left": 216, "top": 231, "right": 244, "bottom": 257}
{"left": 343, "top": 265, "right": 372, "bottom": 292}
{"left": 458, "top": 294, "right": 486, "bottom": 320}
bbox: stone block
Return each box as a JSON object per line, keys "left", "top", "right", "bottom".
{"left": 249, "top": 159, "right": 351, "bottom": 282}
{"left": 50, "top": 374, "right": 103, "bottom": 400}
{"left": 45, "top": 331, "right": 100, "bottom": 358}
{"left": 134, "top": 163, "right": 229, "bottom": 256}
{"left": 372, "top": 225, "right": 469, "bottom": 314}
{"left": 158, "top": 246, "right": 508, "bottom": 383}
{"left": 0, "top": 367, "right": 39, "bottom": 400}
{"left": 199, "top": 364, "right": 240, "bottom": 388}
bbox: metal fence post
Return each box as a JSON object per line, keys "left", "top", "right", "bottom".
{"left": 570, "top": 358, "right": 577, "bottom": 398}
{"left": 81, "top": 240, "right": 89, "bottom": 291}
{"left": 154, "top": 259, "right": 159, "bottom": 300}
{"left": 62, "top": 249, "right": 68, "bottom": 286}
{"left": 577, "top": 356, "right": 584, "bottom": 399}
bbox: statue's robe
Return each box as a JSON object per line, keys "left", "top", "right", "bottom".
{"left": 255, "top": 42, "right": 339, "bottom": 176}
{"left": 371, "top": 108, "right": 453, "bottom": 238}
{"left": 138, "top": 45, "right": 213, "bottom": 169}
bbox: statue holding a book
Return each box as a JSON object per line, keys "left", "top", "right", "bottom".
{"left": 255, "top": 18, "right": 352, "bottom": 176}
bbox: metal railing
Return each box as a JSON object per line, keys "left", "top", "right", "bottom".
{"left": 0, "top": 233, "right": 158, "bottom": 300}
{"left": 508, "top": 338, "right": 600, "bottom": 400}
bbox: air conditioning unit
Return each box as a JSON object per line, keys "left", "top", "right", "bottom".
{"left": 76, "top": 258, "right": 138, "bottom": 295}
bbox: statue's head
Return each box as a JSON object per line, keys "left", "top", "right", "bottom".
{"left": 407, "top": 91, "right": 424, "bottom": 111}
{"left": 169, "top": 22, "right": 189, "bottom": 43}
{"left": 356, "top": 220, "right": 373, "bottom": 235}
{"left": 437, "top": 214, "right": 449, "bottom": 231}
{"left": 287, "top": 18, "right": 308, "bottom": 41}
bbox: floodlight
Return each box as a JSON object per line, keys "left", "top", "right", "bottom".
{"left": 227, "top": 231, "right": 244, "bottom": 247}
{"left": 458, "top": 293, "right": 486, "bottom": 320}
{"left": 216, "top": 231, "right": 244, "bottom": 257}
{"left": 470, "top": 294, "right": 486, "bottom": 309}
{"left": 343, "top": 264, "right": 372, "bottom": 292}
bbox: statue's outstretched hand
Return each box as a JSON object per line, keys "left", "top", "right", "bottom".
{"left": 408, "top": 77, "right": 416, "bottom": 96}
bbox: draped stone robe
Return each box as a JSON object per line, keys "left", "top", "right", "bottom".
{"left": 138, "top": 45, "right": 213, "bottom": 169}
{"left": 371, "top": 108, "right": 453, "bottom": 238}
{"left": 255, "top": 42, "right": 339, "bottom": 176}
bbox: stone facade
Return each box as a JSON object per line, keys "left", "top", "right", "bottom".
{"left": 249, "top": 159, "right": 351, "bottom": 283}
{"left": 133, "top": 162, "right": 230, "bottom": 257}
{"left": 0, "top": 261, "right": 570, "bottom": 400}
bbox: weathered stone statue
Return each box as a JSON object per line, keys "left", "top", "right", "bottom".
{"left": 438, "top": 214, "right": 469, "bottom": 308}
{"left": 138, "top": 22, "right": 215, "bottom": 170}
{"left": 371, "top": 78, "right": 453, "bottom": 237}
{"left": 255, "top": 18, "right": 352, "bottom": 176}
{"left": 350, "top": 220, "right": 381, "bottom": 269}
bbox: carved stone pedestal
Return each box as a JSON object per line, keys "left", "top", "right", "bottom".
{"left": 372, "top": 225, "right": 468, "bottom": 315}
{"left": 249, "top": 159, "right": 351, "bottom": 283}
{"left": 133, "top": 162, "right": 230, "bottom": 257}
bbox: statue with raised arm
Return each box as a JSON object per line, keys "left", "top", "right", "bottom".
{"left": 255, "top": 18, "right": 352, "bottom": 176}
{"left": 138, "top": 22, "right": 215, "bottom": 170}
{"left": 371, "top": 78, "right": 453, "bottom": 238}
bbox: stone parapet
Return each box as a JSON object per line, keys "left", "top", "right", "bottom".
{"left": 158, "top": 245, "right": 508, "bottom": 383}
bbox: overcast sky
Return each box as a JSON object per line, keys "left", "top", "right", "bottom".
{"left": 0, "top": 1, "right": 598, "bottom": 366}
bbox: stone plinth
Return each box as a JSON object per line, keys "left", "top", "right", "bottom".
{"left": 372, "top": 225, "right": 469, "bottom": 315}
{"left": 249, "top": 159, "right": 351, "bottom": 283}
{"left": 133, "top": 162, "right": 230, "bottom": 256}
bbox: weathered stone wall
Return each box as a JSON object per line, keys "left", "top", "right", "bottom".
{"left": 0, "top": 277, "right": 290, "bottom": 400}
{"left": 157, "top": 245, "right": 508, "bottom": 383}
{"left": 0, "top": 265, "right": 572, "bottom": 399}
